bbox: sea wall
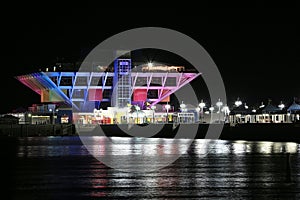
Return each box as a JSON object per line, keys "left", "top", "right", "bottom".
{"left": 0, "top": 124, "right": 75, "bottom": 137}
{"left": 1, "top": 123, "right": 300, "bottom": 143}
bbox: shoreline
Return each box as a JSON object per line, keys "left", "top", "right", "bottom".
{"left": 1, "top": 123, "right": 300, "bottom": 143}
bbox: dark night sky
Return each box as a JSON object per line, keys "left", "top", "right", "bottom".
{"left": 1, "top": 5, "right": 299, "bottom": 114}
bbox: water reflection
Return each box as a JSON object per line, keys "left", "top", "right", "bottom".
{"left": 17, "top": 136, "right": 299, "bottom": 158}
{"left": 14, "top": 136, "right": 300, "bottom": 199}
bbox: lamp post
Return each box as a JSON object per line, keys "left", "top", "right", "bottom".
{"left": 195, "top": 107, "right": 200, "bottom": 122}
{"left": 222, "top": 105, "right": 230, "bottom": 123}
{"left": 278, "top": 101, "right": 285, "bottom": 110}
{"left": 180, "top": 101, "right": 186, "bottom": 123}
{"left": 165, "top": 103, "right": 171, "bottom": 123}
{"left": 180, "top": 101, "right": 186, "bottom": 112}
{"left": 135, "top": 105, "right": 140, "bottom": 124}
{"left": 49, "top": 109, "right": 54, "bottom": 124}
{"left": 199, "top": 99, "right": 206, "bottom": 123}
{"left": 216, "top": 98, "right": 223, "bottom": 123}
{"left": 151, "top": 105, "right": 156, "bottom": 123}
{"left": 209, "top": 106, "right": 214, "bottom": 123}
{"left": 27, "top": 113, "right": 32, "bottom": 124}
{"left": 235, "top": 97, "right": 242, "bottom": 107}
{"left": 49, "top": 108, "right": 58, "bottom": 124}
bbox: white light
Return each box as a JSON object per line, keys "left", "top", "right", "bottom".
{"left": 235, "top": 99, "right": 242, "bottom": 107}
{"left": 180, "top": 102, "right": 186, "bottom": 109}
{"left": 222, "top": 106, "right": 230, "bottom": 114}
{"left": 49, "top": 109, "right": 53, "bottom": 112}
{"left": 259, "top": 102, "right": 265, "bottom": 108}
{"left": 147, "top": 62, "right": 153, "bottom": 67}
{"left": 252, "top": 109, "right": 256, "bottom": 113}
{"left": 204, "top": 111, "right": 210, "bottom": 114}
{"left": 195, "top": 107, "right": 200, "bottom": 112}
{"left": 278, "top": 102, "right": 285, "bottom": 109}
{"left": 209, "top": 106, "right": 214, "bottom": 111}
{"left": 27, "top": 113, "right": 32, "bottom": 117}
{"left": 244, "top": 103, "right": 248, "bottom": 109}
{"left": 199, "top": 101, "right": 205, "bottom": 108}
{"left": 151, "top": 105, "right": 156, "bottom": 110}
{"left": 216, "top": 99, "right": 223, "bottom": 107}
{"left": 165, "top": 104, "right": 171, "bottom": 110}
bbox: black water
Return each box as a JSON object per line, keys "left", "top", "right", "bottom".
{"left": 2, "top": 136, "right": 300, "bottom": 199}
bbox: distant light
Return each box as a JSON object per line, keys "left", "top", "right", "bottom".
{"left": 252, "top": 109, "right": 256, "bottom": 113}
{"left": 209, "top": 106, "right": 214, "bottom": 111}
{"left": 259, "top": 102, "right": 265, "bottom": 108}
{"left": 148, "top": 62, "right": 153, "bottom": 67}
{"left": 180, "top": 101, "right": 186, "bottom": 109}
{"left": 27, "top": 113, "right": 32, "bottom": 117}
{"left": 216, "top": 99, "right": 223, "bottom": 107}
{"left": 222, "top": 105, "right": 230, "bottom": 114}
{"left": 235, "top": 98, "right": 242, "bottom": 107}
{"left": 195, "top": 107, "right": 200, "bottom": 112}
{"left": 199, "top": 103, "right": 206, "bottom": 108}
{"left": 204, "top": 111, "right": 210, "bottom": 114}
{"left": 165, "top": 104, "right": 171, "bottom": 110}
{"left": 278, "top": 101, "right": 285, "bottom": 109}
{"left": 49, "top": 109, "right": 53, "bottom": 112}
{"left": 199, "top": 100, "right": 205, "bottom": 108}
{"left": 244, "top": 103, "right": 248, "bottom": 109}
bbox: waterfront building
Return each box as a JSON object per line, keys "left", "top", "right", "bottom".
{"left": 15, "top": 51, "right": 200, "bottom": 124}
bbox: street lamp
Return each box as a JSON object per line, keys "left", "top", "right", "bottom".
{"left": 148, "top": 62, "right": 153, "bottom": 68}
{"left": 259, "top": 102, "right": 265, "bottom": 108}
{"left": 222, "top": 105, "right": 230, "bottom": 123}
{"left": 199, "top": 99, "right": 206, "bottom": 123}
{"left": 135, "top": 105, "right": 141, "bottom": 124}
{"left": 165, "top": 103, "right": 171, "bottom": 123}
{"left": 195, "top": 107, "right": 200, "bottom": 122}
{"left": 151, "top": 105, "right": 156, "bottom": 123}
{"left": 49, "top": 108, "right": 58, "bottom": 124}
{"left": 49, "top": 108, "right": 55, "bottom": 124}
{"left": 180, "top": 101, "right": 186, "bottom": 112}
{"left": 209, "top": 106, "right": 214, "bottom": 123}
{"left": 27, "top": 113, "right": 32, "bottom": 124}
{"left": 216, "top": 98, "right": 223, "bottom": 123}
{"left": 244, "top": 103, "right": 248, "bottom": 109}
{"left": 235, "top": 97, "right": 242, "bottom": 107}
{"left": 278, "top": 101, "right": 285, "bottom": 110}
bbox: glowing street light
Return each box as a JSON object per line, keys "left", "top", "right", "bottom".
{"left": 49, "top": 108, "right": 56, "bottom": 124}
{"left": 278, "top": 101, "right": 285, "bottom": 110}
{"left": 235, "top": 97, "right": 242, "bottom": 107}
{"left": 222, "top": 105, "right": 230, "bottom": 123}
{"left": 151, "top": 105, "right": 156, "bottom": 123}
{"left": 259, "top": 102, "right": 265, "bottom": 108}
{"left": 216, "top": 98, "right": 223, "bottom": 123}
{"left": 198, "top": 99, "right": 206, "bottom": 123}
{"left": 147, "top": 62, "right": 153, "bottom": 68}
{"left": 195, "top": 107, "right": 200, "bottom": 122}
{"left": 135, "top": 105, "right": 140, "bottom": 124}
{"left": 180, "top": 101, "right": 186, "bottom": 112}
{"left": 165, "top": 103, "right": 171, "bottom": 123}
{"left": 244, "top": 103, "right": 249, "bottom": 109}
{"left": 209, "top": 106, "right": 215, "bottom": 123}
